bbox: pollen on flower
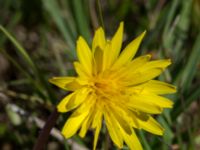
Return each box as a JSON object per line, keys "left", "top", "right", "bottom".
{"left": 49, "top": 22, "right": 176, "bottom": 150}
{"left": 90, "top": 75, "right": 122, "bottom": 99}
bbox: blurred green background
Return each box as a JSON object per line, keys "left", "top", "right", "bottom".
{"left": 0, "top": 0, "right": 200, "bottom": 149}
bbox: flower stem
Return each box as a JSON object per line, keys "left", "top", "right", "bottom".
{"left": 33, "top": 108, "right": 59, "bottom": 150}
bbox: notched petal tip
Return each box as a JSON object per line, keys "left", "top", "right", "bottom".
{"left": 165, "top": 84, "right": 177, "bottom": 94}
{"left": 165, "top": 100, "right": 174, "bottom": 109}
{"left": 76, "top": 36, "right": 88, "bottom": 48}
{"left": 146, "top": 54, "right": 152, "bottom": 60}
{"left": 57, "top": 100, "right": 68, "bottom": 113}
{"left": 57, "top": 105, "right": 66, "bottom": 113}
{"left": 77, "top": 36, "right": 84, "bottom": 42}
{"left": 163, "top": 59, "right": 172, "bottom": 65}
{"left": 61, "top": 130, "right": 69, "bottom": 138}
{"left": 48, "top": 77, "right": 62, "bottom": 86}
{"left": 96, "top": 26, "right": 104, "bottom": 33}
{"left": 153, "top": 123, "right": 165, "bottom": 136}
{"left": 159, "top": 128, "right": 165, "bottom": 136}
{"left": 162, "top": 59, "right": 172, "bottom": 69}
{"left": 76, "top": 36, "right": 84, "bottom": 48}
{"left": 48, "top": 78, "right": 54, "bottom": 83}
{"left": 119, "top": 21, "right": 124, "bottom": 28}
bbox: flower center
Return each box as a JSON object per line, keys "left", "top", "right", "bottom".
{"left": 91, "top": 76, "right": 122, "bottom": 99}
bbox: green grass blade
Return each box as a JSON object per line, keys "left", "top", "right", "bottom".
{"left": 71, "top": 0, "right": 91, "bottom": 43}
{"left": 173, "top": 0, "right": 192, "bottom": 56}
{"left": 163, "top": 0, "right": 180, "bottom": 38}
{"left": 0, "top": 25, "right": 37, "bottom": 72}
{"left": 42, "top": 0, "right": 76, "bottom": 57}
{"left": 179, "top": 32, "right": 200, "bottom": 92}
{"left": 60, "top": 0, "right": 78, "bottom": 39}
{"left": 0, "top": 25, "right": 57, "bottom": 103}
{"left": 172, "top": 86, "right": 200, "bottom": 120}
{"left": 158, "top": 117, "right": 174, "bottom": 150}
{"left": 0, "top": 12, "right": 21, "bottom": 45}
{"left": 162, "top": 0, "right": 181, "bottom": 51}
{"left": 138, "top": 130, "right": 151, "bottom": 150}
{"left": 0, "top": 48, "right": 46, "bottom": 99}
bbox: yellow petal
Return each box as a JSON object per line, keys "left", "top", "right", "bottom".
{"left": 76, "top": 36, "right": 93, "bottom": 75}
{"left": 92, "top": 108, "right": 103, "bottom": 150}
{"left": 142, "top": 80, "right": 177, "bottom": 95}
{"left": 79, "top": 105, "right": 97, "bottom": 138}
{"left": 62, "top": 109, "right": 89, "bottom": 138}
{"left": 102, "top": 41, "right": 113, "bottom": 71}
{"left": 97, "top": 22, "right": 124, "bottom": 73}
{"left": 139, "top": 92, "right": 174, "bottom": 109}
{"left": 128, "top": 93, "right": 173, "bottom": 114}
{"left": 79, "top": 113, "right": 92, "bottom": 138}
{"left": 110, "top": 55, "right": 151, "bottom": 80}
{"left": 91, "top": 104, "right": 103, "bottom": 128}
{"left": 125, "top": 68, "right": 165, "bottom": 86}
{"left": 120, "top": 128, "right": 143, "bottom": 150}
{"left": 122, "top": 59, "right": 171, "bottom": 84}
{"left": 126, "top": 54, "right": 151, "bottom": 70}
{"left": 93, "top": 122, "right": 102, "bottom": 150}
{"left": 93, "top": 47, "right": 103, "bottom": 74}
{"left": 92, "top": 27, "right": 106, "bottom": 52}
{"left": 139, "top": 59, "right": 171, "bottom": 72}
{"left": 104, "top": 108, "right": 123, "bottom": 148}
{"left": 74, "top": 61, "right": 90, "bottom": 78}
{"left": 112, "top": 31, "right": 146, "bottom": 70}
{"left": 126, "top": 110, "right": 140, "bottom": 128}
{"left": 57, "top": 88, "right": 90, "bottom": 112}
{"left": 127, "top": 97, "right": 163, "bottom": 114}
{"left": 110, "top": 22, "right": 124, "bottom": 64}
{"left": 57, "top": 92, "right": 76, "bottom": 112}
{"left": 49, "top": 77, "right": 80, "bottom": 91}
{"left": 62, "top": 94, "right": 96, "bottom": 138}
{"left": 110, "top": 106, "right": 132, "bottom": 135}
{"left": 138, "top": 116, "right": 164, "bottom": 135}
{"left": 65, "top": 88, "right": 90, "bottom": 112}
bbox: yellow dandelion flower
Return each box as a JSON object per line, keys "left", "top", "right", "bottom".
{"left": 49, "top": 22, "right": 176, "bottom": 150}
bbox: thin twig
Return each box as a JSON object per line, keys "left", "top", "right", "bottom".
{"left": 33, "top": 108, "right": 59, "bottom": 150}
{"left": 6, "top": 102, "right": 88, "bottom": 150}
